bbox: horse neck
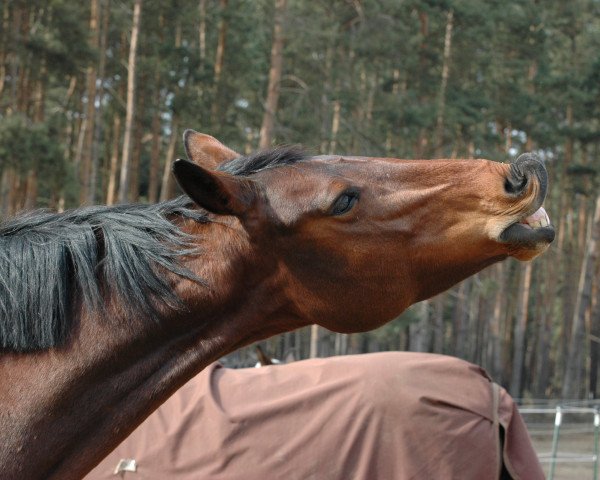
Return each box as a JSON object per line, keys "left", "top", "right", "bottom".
{"left": 0, "top": 218, "right": 301, "bottom": 480}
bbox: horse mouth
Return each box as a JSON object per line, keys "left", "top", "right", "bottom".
{"left": 499, "top": 206, "right": 555, "bottom": 250}
{"left": 518, "top": 206, "right": 551, "bottom": 230}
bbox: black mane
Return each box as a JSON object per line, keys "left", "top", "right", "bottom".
{"left": 0, "top": 147, "right": 307, "bottom": 352}
{"left": 0, "top": 196, "right": 206, "bottom": 352}
{"left": 219, "top": 145, "right": 307, "bottom": 176}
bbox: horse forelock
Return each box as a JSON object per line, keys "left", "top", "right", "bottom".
{"left": 218, "top": 146, "right": 307, "bottom": 176}
{"left": 0, "top": 196, "right": 207, "bottom": 352}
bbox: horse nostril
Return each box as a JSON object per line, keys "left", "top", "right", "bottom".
{"left": 504, "top": 175, "right": 528, "bottom": 195}
{"left": 505, "top": 153, "right": 547, "bottom": 196}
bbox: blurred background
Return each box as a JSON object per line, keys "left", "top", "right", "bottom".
{"left": 0, "top": 2, "right": 599, "bottom": 468}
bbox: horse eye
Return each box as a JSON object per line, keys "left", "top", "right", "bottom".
{"left": 331, "top": 190, "right": 359, "bottom": 216}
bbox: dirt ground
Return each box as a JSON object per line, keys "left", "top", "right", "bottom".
{"left": 522, "top": 413, "right": 599, "bottom": 479}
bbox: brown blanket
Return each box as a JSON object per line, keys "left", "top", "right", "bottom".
{"left": 86, "top": 352, "right": 543, "bottom": 479}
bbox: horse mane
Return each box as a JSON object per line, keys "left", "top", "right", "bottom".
{"left": 0, "top": 147, "right": 307, "bottom": 352}
{"left": 0, "top": 196, "right": 206, "bottom": 352}
{"left": 219, "top": 145, "right": 307, "bottom": 176}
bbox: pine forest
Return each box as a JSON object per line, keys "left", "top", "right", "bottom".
{"left": 1, "top": 0, "right": 600, "bottom": 400}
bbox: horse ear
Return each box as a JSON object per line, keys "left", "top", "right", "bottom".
{"left": 183, "top": 130, "right": 239, "bottom": 169}
{"left": 172, "top": 159, "right": 254, "bottom": 216}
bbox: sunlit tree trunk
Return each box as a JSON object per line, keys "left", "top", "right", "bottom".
{"left": 128, "top": 122, "right": 142, "bottom": 202}
{"left": 118, "top": 0, "right": 142, "bottom": 203}
{"left": 105, "top": 115, "right": 121, "bottom": 205}
{"left": 308, "top": 324, "right": 319, "bottom": 358}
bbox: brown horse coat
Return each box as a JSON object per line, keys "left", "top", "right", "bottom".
{"left": 87, "top": 352, "right": 543, "bottom": 480}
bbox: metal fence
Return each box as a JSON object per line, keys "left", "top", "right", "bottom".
{"left": 519, "top": 401, "right": 600, "bottom": 480}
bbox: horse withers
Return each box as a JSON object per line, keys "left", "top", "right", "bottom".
{"left": 0, "top": 131, "right": 554, "bottom": 479}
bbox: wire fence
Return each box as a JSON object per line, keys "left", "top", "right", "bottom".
{"left": 519, "top": 400, "right": 600, "bottom": 480}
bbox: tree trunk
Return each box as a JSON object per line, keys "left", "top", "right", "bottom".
{"left": 563, "top": 195, "right": 600, "bottom": 398}
{"left": 16, "top": 8, "right": 31, "bottom": 116}
{"left": 0, "top": 2, "right": 9, "bottom": 102}
{"left": 453, "top": 280, "right": 470, "bottom": 358}
{"left": 259, "top": 0, "right": 286, "bottom": 150}
{"left": 432, "top": 294, "right": 445, "bottom": 353}
{"left": 117, "top": 0, "right": 142, "bottom": 203}
{"left": 589, "top": 264, "right": 600, "bottom": 398}
{"left": 23, "top": 70, "right": 46, "bottom": 210}
{"left": 488, "top": 263, "right": 506, "bottom": 380}
{"left": 128, "top": 118, "right": 142, "bottom": 202}
{"left": 319, "top": 42, "right": 335, "bottom": 153}
{"left": 198, "top": 0, "right": 206, "bottom": 62}
{"left": 5, "top": 170, "right": 21, "bottom": 216}
{"left": 148, "top": 89, "right": 162, "bottom": 203}
{"left": 106, "top": 115, "right": 121, "bottom": 205}
{"left": 328, "top": 99, "right": 341, "bottom": 155}
{"left": 534, "top": 259, "right": 552, "bottom": 397}
{"left": 80, "top": 0, "right": 100, "bottom": 204}
{"left": 128, "top": 78, "right": 146, "bottom": 202}
{"left": 211, "top": 0, "right": 228, "bottom": 123}
{"left": 159, "top": 119, "right": 179, "bottom": 202}
{"left": 89, "top": 0, "right": 111, "bottom": 204}
{"left": 8, "top": 5, "right": 23, "bottom": 114}
{"left": 411, "top": 301, "right": 431, "bottom": 352}
{"left": 23, "top": 63, "right": 46, "bottom": 210}
{"left": 434, "top": 9, "right": 453, "bottom": 157}
{"left": 309, "top": 324, "right": 319, "bottom": 358}
{"left": 510, "top": 262, "right": 533, "bottom": 397}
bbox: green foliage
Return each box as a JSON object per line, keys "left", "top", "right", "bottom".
{"left": 0, "top": 115, "right": 64, "bottom": 176}
{"left": 27, "top": 1, "right": 95, "bottom": 76}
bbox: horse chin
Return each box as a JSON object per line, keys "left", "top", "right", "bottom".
{"left": 499, "top": 223, "right": 556, "bottom": 260}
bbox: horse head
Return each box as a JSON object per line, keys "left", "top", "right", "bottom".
{"left": 173, "top": 131, "right": 554, "bottom": 334}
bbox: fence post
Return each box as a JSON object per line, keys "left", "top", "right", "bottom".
{"left": 594, "top": 408, "right": 600, "bottom": 480}
{"left": 549, "top": 406, "right": 562, "bottom": 480}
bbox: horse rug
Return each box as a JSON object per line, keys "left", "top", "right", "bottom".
{"left": 86, "top": 352, "right": 543, "bottom": 479}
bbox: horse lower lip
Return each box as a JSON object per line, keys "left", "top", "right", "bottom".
{"left": 500, "top": 221, "right": 555, "bottom": 246}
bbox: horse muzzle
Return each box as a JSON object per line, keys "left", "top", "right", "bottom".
{"left": 499, "top": 153, "right": 555, "bottom": 254}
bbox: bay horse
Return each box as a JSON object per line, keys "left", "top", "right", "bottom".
{"left": 0, "top": 131, "right": 554, "bottom": 479}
